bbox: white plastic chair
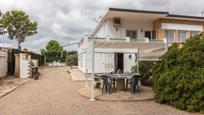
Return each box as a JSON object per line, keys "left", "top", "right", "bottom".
{"left": 57, "top": 62, "right": 62, "bottom": 67}
{"left": 53, "top": 61, "right": 58, "bottom": 67}
{"left": 48, "top": 63, "right": 53, "bottom": 68}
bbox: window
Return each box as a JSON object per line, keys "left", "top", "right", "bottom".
{"left": 178, "top": 31, "right": 186, "bottom": 42}
{"left": 190, "top": 31, "right": 200, "bottom": 37}
{"left": 126, "top": 30, "right": 137, "bottom": 40}
{"left": 165, "top": 30, "right": 175, "bottom": 42}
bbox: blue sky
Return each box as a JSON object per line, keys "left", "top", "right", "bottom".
{"left": 0, "top": 0, "right": 204, "bottom": 53}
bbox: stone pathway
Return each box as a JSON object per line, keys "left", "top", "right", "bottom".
{"left": 0, "top": 66, "right": 201, "bottom": 115}
{"left": 0, "top": 77, "right": 30, "bottom": 98}
{"left": 69, "top": 68, "right": 91, "bottom": 82}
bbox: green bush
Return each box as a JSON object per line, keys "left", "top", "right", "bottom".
{"left": 66, "top": 51, "right": 78, "bottom": 66}
{"left": 131, "top": 61, "right": 157, "bottom": 86}
{"left": 153, "top": 33, "right": 204, "bottom": 112}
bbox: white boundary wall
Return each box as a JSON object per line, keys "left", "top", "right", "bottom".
{"left": 20, "top": 53, "right": 31, "bottom": 78}
{"left": 0, "top": 49, "right": 8, "bottom": 78}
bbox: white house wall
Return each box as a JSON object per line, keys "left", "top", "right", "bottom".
{"left": 78, "top": 50, "right": 137, "bottom": 74}
{"left": 19, "top": 53, "right": 31, "bottom": 79}
{"left": 95, "top": 19, "right": 153, "bottom": 39}
{"left": 95, "top": 20, "right": 124, "bottom": 38}
{"left": 124, "top": 53, "right": 136, "bottom": 73}
{"left": 123, "top": 19, "right": 153, "bottom": 39}
{"left": 161, "top": 23, "right": 203, "bottom": 31}
{"left": 78, "top": 52, "right": 86, "bottom": 73}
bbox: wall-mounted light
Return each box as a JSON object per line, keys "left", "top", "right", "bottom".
{"left": 129, "top": 54, "right": 132, "bottom": 59}
{"left": 115, "top": 27, "right": 119, "bottom": 32}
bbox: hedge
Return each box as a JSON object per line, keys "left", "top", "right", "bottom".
{"left": 153, "top": 33, "right": 204, "bottom": 112}
{"left": 131, "top": 61, "right": 157, "bottom": 86}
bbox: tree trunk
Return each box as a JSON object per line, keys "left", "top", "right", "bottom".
{"left": 17, "top": 41, "right": 21, "bottom": 50}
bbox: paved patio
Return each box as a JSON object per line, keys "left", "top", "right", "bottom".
{"left": 0, "top": 66, "right": 201, "bottom": 115}
{"left": 79, "top": 86, "right": 154, "bottom": 101}
{"left": 69, "top": 68, "right": 91, "bottom": 82}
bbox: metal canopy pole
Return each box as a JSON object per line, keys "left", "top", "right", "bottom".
{"left": 90, "top": 40, "right": 95, "bottom": 101}
{"left": 165, "top": 38, "right": 169, "bottom": 52}
{"left": 85, "top": 48, "right": 88, "bottom": 87}
{"left": 137, "top": 48, "right": 140, "bottom": 74}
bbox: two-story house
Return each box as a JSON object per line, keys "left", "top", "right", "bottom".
{"left": 78, "top": 8, "right": 204, "bottom": 74}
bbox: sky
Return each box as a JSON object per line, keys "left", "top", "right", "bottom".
{"left": 0, "top": 0, "right": 204, "bottom": 53}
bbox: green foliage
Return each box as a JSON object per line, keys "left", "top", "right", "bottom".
{"left": 45, "top": 40, "right": 63, "bottom": 55}
{"left": 66, "top": 51, "right": 78, "bottom": 66}
{"left": 132, "top": 61, "right": 157, "bottom": 80}
{"left": 131, "top": 61, "right": 157, "bottom": 86}
{"left": 42, "top": 40, "right": 66, "bottom": 62}
{"left": 0, "top": 10, "right": 37, "bottom": 49}
{"left": 153, "top": 33, "right": 204, "bottom": 112}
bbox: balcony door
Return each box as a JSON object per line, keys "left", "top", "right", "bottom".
{"left": 145, "top": 31, "right": 151, "bottom": 39}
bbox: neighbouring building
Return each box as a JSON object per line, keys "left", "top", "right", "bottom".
{"left": 78, "top": 8, "right": 204, "bottom": 74}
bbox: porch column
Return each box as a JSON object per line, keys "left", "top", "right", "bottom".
{"left": 186, "top": 31, "right": 190, "bottom": 40}
{"left": 90, "top": 41, "right": 95, "bottom": 101}
{"left": 175, "top": 30, "right": 179, "bottom": 42}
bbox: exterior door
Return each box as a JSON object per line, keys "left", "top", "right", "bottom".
{"left": 145, "top": 31, "right": 151, "bottom": 39}
{"left": 115, "top": 53, "right": 124, "bottom": 73}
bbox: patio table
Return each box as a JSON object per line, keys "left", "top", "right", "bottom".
{"left": 109, "top": 74, "right": 134, "bottom": 91}
{"left": 97, "top": 73, "right": 141, "bottom": 91}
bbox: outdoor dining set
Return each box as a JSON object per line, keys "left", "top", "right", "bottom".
{"left": 48, "top": 61, "right": 65, "bottom": 68}
{"left": 95, "top": 72, "right": 142, "bottom": 94}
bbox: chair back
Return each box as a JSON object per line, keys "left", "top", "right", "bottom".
{"left": 130, "top": 75, "right": 140, "bottom": 85}
{"left": 100, "top": 75, "right": 110, "bottom": 85}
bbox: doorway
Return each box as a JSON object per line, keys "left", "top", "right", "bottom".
{"left": 115, "top": 53, "right": 124, "bottom": 73}
{"left": 145, "top": 31, "right": 151, "bottom": 39}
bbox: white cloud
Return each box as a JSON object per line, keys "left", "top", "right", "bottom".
{"left": 0, "top": 0, "right": 204, "bottom": 52}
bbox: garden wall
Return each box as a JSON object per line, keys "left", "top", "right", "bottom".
{"left": 0, "top": 48, "right": 8, "bottom": 78}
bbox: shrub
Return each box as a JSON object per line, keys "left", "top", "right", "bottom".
{"left": 66, "top": 51, "right": 78, "bottom": 66}
{"left": 153, "top": 33, "right": 204, "bottom": 112}
{"left": 131, "top": 61, "right": 157, "bottom": 86}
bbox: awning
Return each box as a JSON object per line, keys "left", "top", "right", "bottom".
{"left": 95, "top": 41, "right": 166, "bottom": 60}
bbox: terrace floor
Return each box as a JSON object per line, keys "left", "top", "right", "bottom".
{"left": 79, "top": 86, "right": 154, "bottom": 101}
{"left": 0, "top": 66, "right": 201, "bottom": 115}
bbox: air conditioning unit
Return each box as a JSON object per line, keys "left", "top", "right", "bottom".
{"left": 113, "top": 17, "right": 121, "bottom": 31}
{"left": 113, "top": 17, "right": 121, "bottom": 25}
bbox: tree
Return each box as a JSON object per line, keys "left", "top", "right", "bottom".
{"left": 45, "top": 40, "right": 63, "bottom": 56}
{"left": 0, "top": 10, "right": 37, "bottom": 50}
{"left": 43, "top": 40, "right": 66, "bottom": 62}
{"left": 153, "top": 33, "right": 204, "bottom": 112}
{"left": 40, "top": 48, "right": 47, "bottom": 56}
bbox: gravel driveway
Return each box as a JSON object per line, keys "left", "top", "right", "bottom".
{"left": 0, "top": 66, "right": 200, "bottom": 115}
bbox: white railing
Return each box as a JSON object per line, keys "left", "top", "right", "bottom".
{"left": 79, "top": 36, "right": 167, "bottom": 48}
